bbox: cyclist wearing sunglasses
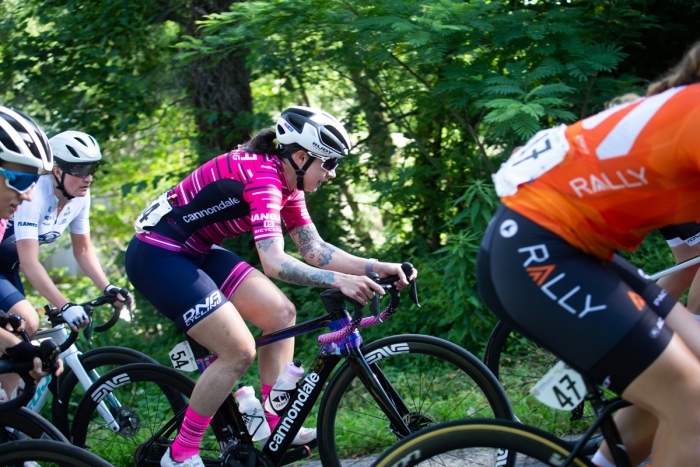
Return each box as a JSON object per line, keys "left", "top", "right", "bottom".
{"left": 125, "top": 106, "right": 416, "bottom": 467}
{"left": 0, "top": 131, "right": 133, "bottom": 384}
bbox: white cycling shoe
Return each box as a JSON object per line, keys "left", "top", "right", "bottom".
{"left": 160, "top": 447, "right": 205, "bottom": 467}
{"left": 259, "top": 426, "right": 317, "bottom": 446}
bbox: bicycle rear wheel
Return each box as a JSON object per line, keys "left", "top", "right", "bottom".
{"left": 70, "top": 363, "right": 229, "bottom": 467}
{"left": 0, "top": 439, "right": 114, "bottom": 466}
{"left": 52, "top": 346, "right": 159, "bottom": 437}
{"left": 317, "top": 334, "right": 513, "bottom": 467}
{"left": 372, "top": 419, "right": 594, "bottom": 467}
{"left": 484, "top": 321, "right": 602, "bottom": 448}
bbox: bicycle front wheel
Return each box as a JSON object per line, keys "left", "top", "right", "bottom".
{"left": 71, "top": 363, "right": 228, "bottom": 467}
{"left": 0, "top": 439, "right": 114, "bottom": 466}
{"left": 52, "top": 345, "right": 159, "bottom": 437}
{"left": 0, "top": 407, "right": 67, "bottom": 442}
{"left": 317, "top": 334, "right": 513, "bottom": 467}
{"left": 373, "top": 419, "right": 594, "bottom": 467}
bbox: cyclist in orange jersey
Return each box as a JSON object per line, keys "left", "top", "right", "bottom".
{"left": 478, "top": 41, "right": 700, "bottom": 466}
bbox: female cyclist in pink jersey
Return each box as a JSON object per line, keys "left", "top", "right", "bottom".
{"left": 125, "top": 106, "right": 417, "bottom": 467}
{"left": 479, "top": 42, "right": 700, "bottom": 467}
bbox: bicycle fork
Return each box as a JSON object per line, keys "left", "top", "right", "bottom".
{"left": 344, "top": 345, "right": 412, "bottom": 437}
{"left": 63, "top": 351, "right": 121, "bottom": 432}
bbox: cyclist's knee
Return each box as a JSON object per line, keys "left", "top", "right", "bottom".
{"left": 219, "top": 344, "right": 256, "bottom": 373}
{"left": 624, "top": 337, "right": 700, "bottom": 423}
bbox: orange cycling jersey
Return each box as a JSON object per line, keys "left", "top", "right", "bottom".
{"left": 500, "top": 83, "right": 700, "bottom": 260}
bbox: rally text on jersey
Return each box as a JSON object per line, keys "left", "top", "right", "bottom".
{"left": 569, "top": 167, "right": 647, "bottom": 198}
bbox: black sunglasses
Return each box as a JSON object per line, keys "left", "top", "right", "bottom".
{"left": 61, "top": 162, "right": 100, "bottom": 178}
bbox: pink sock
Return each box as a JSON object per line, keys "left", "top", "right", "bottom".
{"left": 261, "top": 384, "right": 280, "bottom": 430}
{"left": 170, "top": 406, "right": 213, "bottom": 462}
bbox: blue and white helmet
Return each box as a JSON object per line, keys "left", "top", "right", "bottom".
{"left": 0, "top": 106, "right": 53, "bottom": 171}
{"left": 276, "top": 106, "right": 352, "bottom": 159}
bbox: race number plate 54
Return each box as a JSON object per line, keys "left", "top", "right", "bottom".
{"left": 169, "top": 341, "right": 196, "bottom": 372}
{"left": 530, "top": 360, "right": 585, "bottom": 411}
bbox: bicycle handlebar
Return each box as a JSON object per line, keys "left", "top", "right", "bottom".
{"left": 43, "top": 292, "right": 130, "bottom": 352}
{"left": 317, "top": 262, "right": 419, "bottom": 345}
{"left": 0, "top": 339, "right": 60, "bottom": 411}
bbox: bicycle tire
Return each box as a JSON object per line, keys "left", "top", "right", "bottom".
{"left": 317, "top": 334, "right": 513, "bottom": 467}
{"left": 52, "top": 346, "right": 159, "bottom": 437}
{"left": 484, "top": 321, "right": 603, "bottom": 450}
{"left": 0, "top": 407, "right": 67, "bottom": 442}
{"left": 0, "top": 439, "right": 114, "bottom": 466}
{"left": 71, "top": 363, "right": 229, "bottom": 467}
{"left": 372, "top": 418, "right": 594, "bottom": 467}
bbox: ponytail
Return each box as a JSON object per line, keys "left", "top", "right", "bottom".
{"left": 648, "top": 41, "right": 700, "bottom": 96}
{"left": 240, "top": 128, "right": 280, "bottom": 156}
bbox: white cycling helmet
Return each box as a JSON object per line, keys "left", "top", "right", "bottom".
{"left": 276, "top": 106, "right": 351, "bottom": 189}
{"left": 49, "top": 131, "right": 102, "bottom": 200}
{"left": 276, "top": 106, "right": 352, "bottom": 159}
{"left": 50, "top": 130, "right": 102, "bottom": 165}
{"left": 0, "top": 106, "right": 53, "bottom": 171}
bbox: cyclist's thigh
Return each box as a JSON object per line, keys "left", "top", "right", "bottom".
{"left": 0, "top": 269, "right": 26, "bottom": 314}
{"left": 478, "top": 205, "right": 673, "bottom": 394}
{"left": 125, "top": 237, "right": 228, "bottom": 331}
{"left": 203, "top": 246, "right": 292, "bottom": 326}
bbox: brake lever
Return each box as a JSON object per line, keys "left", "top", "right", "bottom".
{"left": 367, "top": 272, "right": 383, "bottom": 321}
{"left": 82, "top": 306, "right": 94, "bottom": 346}
{"left": 400, "top": 262, "right": 420, "bottom": 307}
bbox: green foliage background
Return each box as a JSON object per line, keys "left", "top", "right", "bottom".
{"left": 1, "top": 0, "right": 697, "bottom": 366}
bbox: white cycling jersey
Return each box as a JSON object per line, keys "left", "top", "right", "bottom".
{"left": 0, "top": 175, "right": 90, "bottom": 269}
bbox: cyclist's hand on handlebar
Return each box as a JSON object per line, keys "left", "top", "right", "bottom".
{"left": 104, "top": 283, "right": 134, "bottom": 309}
{"left": 373, "top": 262, "right": 418, "bottom": 290}
{"left": 0, "top": 312, "right": 25, "bottom": 333}
{"left": 60, "top": 303, "right": 90, "bottom": 332}
{"left": 339, "top": 274, "right": 385, "bottom": 306}
{"left": 30, "top": 357, "right": 63, "bottom": 381}
{"left": 5, "top": 341, "right": 63, "bottom": 381}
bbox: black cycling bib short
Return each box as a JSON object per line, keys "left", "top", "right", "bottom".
{"left": 478, "top": 204, "right": 676, "bottom": 394}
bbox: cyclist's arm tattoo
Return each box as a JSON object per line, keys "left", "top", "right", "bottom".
{"left": 278, "top": 259, "right": 335, "bottom": 287}
{"left": 293, "top": 225, "right": 337, "bottom": 266}
{"left": 256, "top": 238, "right": 277, "bottom": 253}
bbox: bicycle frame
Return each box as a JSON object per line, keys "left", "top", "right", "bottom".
{"left": 141, "top": 289, "right": 415, "bottom": 466}
{"left": 27, "top": 326, "right": 122, "bottom": 431}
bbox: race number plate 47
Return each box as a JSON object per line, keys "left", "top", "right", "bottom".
{"left": 169, "top": 341, "right": 196, "bottom": 372}
{"left": 493, "top": 124, "right": 570, "bottom": 197}
{"left": 530, "top": 360, "right": 585, "bottom": 411}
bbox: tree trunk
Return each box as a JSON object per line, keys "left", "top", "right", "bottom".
{"left": 185, "top": 0, "right": 253, "bottom": 157}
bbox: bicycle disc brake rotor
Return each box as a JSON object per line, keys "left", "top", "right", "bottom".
{"left": 223, "top": 444, "right": 273, "bottom": 467}
{"left": 113, "top": 406, "right": 141, "bottom": 437}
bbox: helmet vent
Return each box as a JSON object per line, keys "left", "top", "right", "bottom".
{"left": 74, "top": 136, "right": 88, "bottom": 147}
{"left": 277, "top": 124, "right": 286, "bottom": 135}
{"left": 66, "top": 145, "right": 81, "bottom": 159}
{"left": 0, "top": 129, "right": 20, "bottom": 154}
{"left": 286, "top": 114, "right": 305, "bottom": 133}
{"left": 320, "top": 127, "right": 346, "bottom": 153}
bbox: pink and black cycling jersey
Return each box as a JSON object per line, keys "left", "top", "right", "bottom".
{"left": 135, "top": 151, "right": 312, "bottom": 255}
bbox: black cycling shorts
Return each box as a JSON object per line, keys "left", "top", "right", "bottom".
{"left": 658, "top": 221, "right": 700, "bottom": 247}
{"left": 477, "top": 205, "right": 676, "bottom": 394}
{"left": 125, "top": 236, "right": 254, "bottom": 331}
